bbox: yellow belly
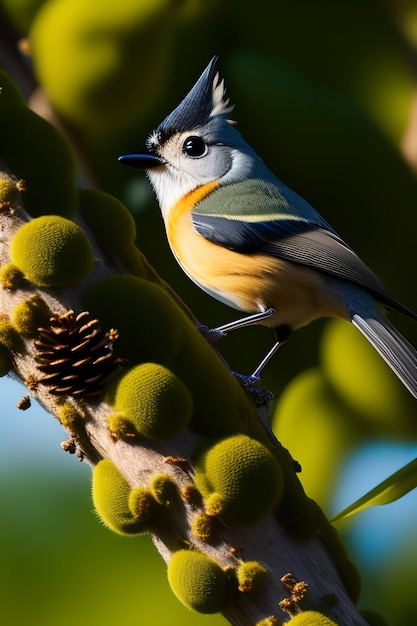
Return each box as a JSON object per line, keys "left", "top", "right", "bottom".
{"left": 166, "top": 183, "right": 348, "bottom": 330}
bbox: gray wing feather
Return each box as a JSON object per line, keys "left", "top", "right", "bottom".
{"left": 352, "top": 313, "right": 417, "bottom": 398}
{"left": 263, "top": 228, "right": 417, "bottom": 320}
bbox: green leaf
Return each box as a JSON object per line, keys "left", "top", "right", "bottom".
{"left": 332, "top": 458, "right": 417, "bottom": 522}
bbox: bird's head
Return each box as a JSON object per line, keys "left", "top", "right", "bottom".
{"left": 119, "top": 56, "right": 266, "bottom": 219}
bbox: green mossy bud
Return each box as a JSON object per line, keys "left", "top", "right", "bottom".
{"left": 0, "top": 342, "right": 12, "bottom": 376}
{"left": 10, "top": 216, "right": 94, "bottom": 287}
{"left": 0, "top": 172, "right": 24, "bottom": 209}
{"left": 167, "top": 549, "right": 230, "bottom": 614}
{"left": 92, "top": 459, "right": 146, "bottom": 536}
{"left": 107, "top": 363, "right": 193, "bottom": 440}
{"left": 0, "top": 96, "right": 77, "bottom": 218}
{"left": 107, "top": 412, "right": 138, "bottom": 441}
{"left": 0, "top": 319, "right": 23, "bottom": 352}
{"left": 79, "top": 189, "right": 136, "bottom": 254}
{"left": 57, "top": 402, "right": 85, "bottom": 432}
{"left": 121, "top": 249, "right": 195, "bottom": 320}
{"left": 128, "top": 486, "right": 158, "bottom": 530}
{"left": 286, "top": 611, "right": 339, "bottom": 625}
{"left": 205, "top": 493, "right": 226, "bottom": 517}
{"left": 195, "top": 435, "right": 284, "bottom": 526}
{"left": 120, "top": 245, "right": 148, "bottom": 279}
{"left": 181, "top": 483, "right": 203, "bottom": 507}
{"left": 81, "top": 275, "right": 183, "bottom": 365}
{"left": 149, "top": 473, "right": 178, "bottom": 506}
{"left": 0, "top": 263, "right": 24, "bottom": 290}
{"left": 191, "top": 513, "right": 215, "bottom": 543}
{"left": 236, "top": 561, "right": 268, "bottom": 593}
{"left": 12, "top": 295, "right": 51, "bottom": 337}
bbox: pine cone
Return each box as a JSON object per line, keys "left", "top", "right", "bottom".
{"left": 34, "top": 310, "right": 125, "bottom": 397}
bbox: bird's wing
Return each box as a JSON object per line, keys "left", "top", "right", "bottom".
{"left": 191, "top": 210, "right": 417, "bottom": 320}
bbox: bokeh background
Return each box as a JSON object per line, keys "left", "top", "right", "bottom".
{"left": 1, "top": 0, "right": 417, "bottom": 624}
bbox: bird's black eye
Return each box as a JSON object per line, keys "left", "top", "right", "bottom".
{"left": 183, "top": 136, "right": 207, "bottom": 158}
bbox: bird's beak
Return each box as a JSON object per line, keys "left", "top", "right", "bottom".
{"left": 118, "top": 151, "right": 162, "bottom": 169}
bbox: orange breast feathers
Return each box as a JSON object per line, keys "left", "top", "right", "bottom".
{"left": 165, "top": 182, "right": 348, "bottom": 330}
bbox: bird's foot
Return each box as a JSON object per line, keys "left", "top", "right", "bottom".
{"left": 196, "top": 323, "right": 226, "bottom": 344}
{"left": 196, "top": 325, "right": 274, "bottom": 406}
{"left": 232, "top": 371, "right": 274, "bottom": 407}
{"left": 197, "top": 309, "right": 277, "bottom": 344}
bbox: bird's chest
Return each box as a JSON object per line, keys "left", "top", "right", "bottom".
{"left": 165, "top": 185, "right": 344, "bottom": 327}
{"left": 166, "top": 188, "right": 251, "bottom": 309}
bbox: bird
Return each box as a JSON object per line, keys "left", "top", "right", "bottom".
{"left": 119, "top": 56, "right": 417, "bottom": 398}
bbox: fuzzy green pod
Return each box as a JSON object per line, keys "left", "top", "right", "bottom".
{"left": 236, "top": 561, "right": 267, "bottom": 593}
{"left": 128, "top": 486, "right": 158, "bottom": 530}
{"left": 0, "top": 82, "right": 77, "bottom": 218}
{"left": 0, "top": 319, "right": 23, "bottom": 352}
{"left": 1, "top": 107, "right": 78, "bottom": 218}
{"left": 149, "top": 473, "right": 178, "bottom": 505}
{"left": 57, "top": 402, "right": 85, "bottom": 432}
{"left": 195, "top": 434, "right": 284, "bottom": 526}
{"left": 81, "top": 275, "right": 183, "bottom": 365}
{"left": 181, "top": 484, "right": 203, "bottom": 507}
{"left": 10, "top": 216, "right": 94, "bottom": 287}
{"left": 107, "top": 412, "right": 137, "bottom": 440}
{"left": 120, "top": 245, "right": 149, "bottom": 280}
{"left": 79, "top": 189, "right": 136, "bottom": 255}
{"left": 286, "top": 611, "right": 339, "bottom": 625}
{"left": 205, "top": 493, "right": 226, "bottom": 517}
{"left": 167, "top": 549, "right": 229, "bottom": 614}
{"left": 191, "top": 513, "right": 215, "bottom": 543}
{"left": 107, "top": 363, "right": 193, "bottom": 440}
{"left": 12, "top": 295, "right": 50, "bottom": 337}
{"left": 0, "top": 263, "right": 24, "bottom": 290}
{"left": 0, "top": 172, "right": 24, "bottom": 209}
{"left": 119, "top": 246, "right": 197, "bottom": 320}
{"left": 92, "top": 459, "right": 146, "bottom": 535}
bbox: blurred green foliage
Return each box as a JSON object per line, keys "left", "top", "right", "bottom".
{"left": 1, "top": 0, "right": 417, "bottom": 624}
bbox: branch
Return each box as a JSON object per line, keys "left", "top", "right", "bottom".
{"left": 0, "top": 73, "right": 371, "bottom": 626}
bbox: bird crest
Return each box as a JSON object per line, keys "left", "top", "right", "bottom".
{"left": 147, "top": 56, "right": 234, "bottom": 149}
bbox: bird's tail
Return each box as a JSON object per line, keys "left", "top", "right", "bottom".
{"left": 352, "top": 313, "right": 417, "bottom": 398}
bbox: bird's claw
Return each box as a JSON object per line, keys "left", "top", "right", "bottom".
{"left": 196, "top": 323, "right": 226, "bottom": 344}
{"left": 196, "top": 324, "right": 273, "bottom": 406}
{"left": 232, "top": 372, "right": 274, "bottom": 407}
